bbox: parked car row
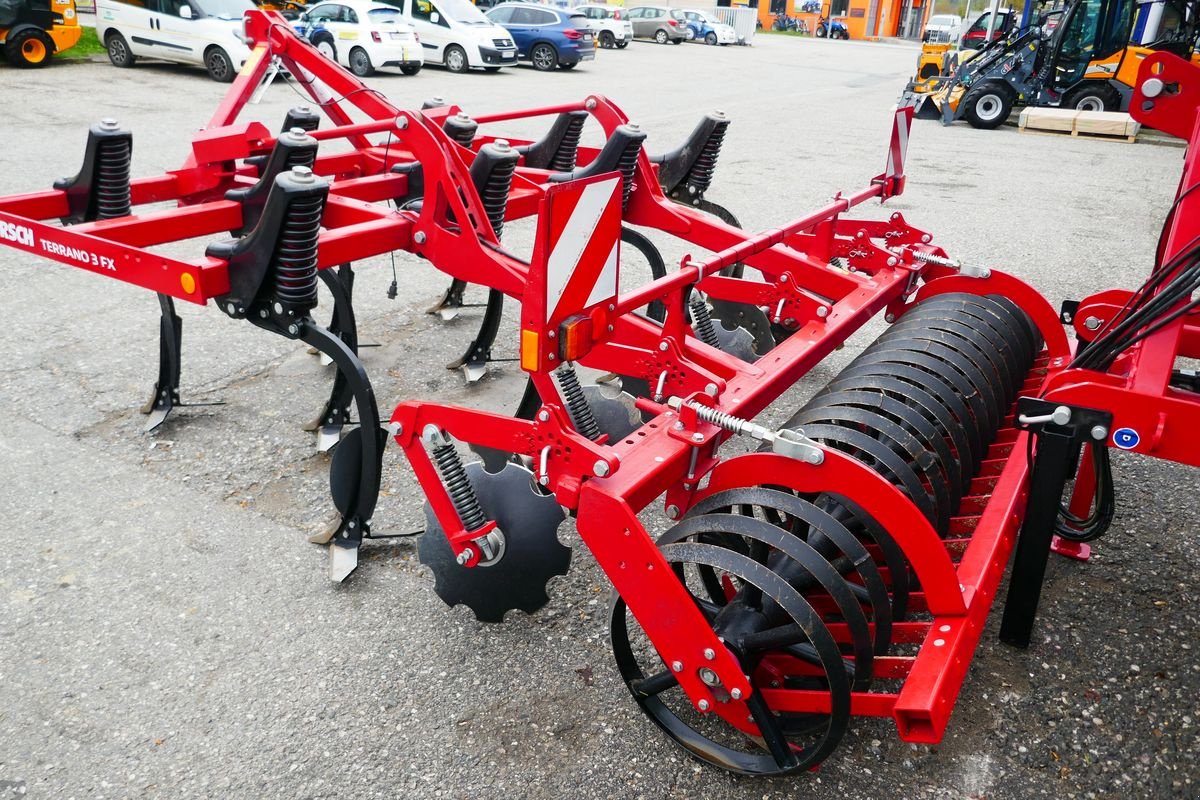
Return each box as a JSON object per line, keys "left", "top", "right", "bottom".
{"left": 93, "top": 0, "right": 740, "bottom": 81}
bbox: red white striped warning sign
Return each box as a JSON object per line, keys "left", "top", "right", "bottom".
{"left": 543, "top": 175, "right": 622, "bottom": 324}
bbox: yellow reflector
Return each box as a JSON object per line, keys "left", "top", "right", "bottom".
{"left": 180, "top": 273, "right": 196, "bottom": 294}
{"left": 520, "top": 329, "right": 540, "bottom": 372}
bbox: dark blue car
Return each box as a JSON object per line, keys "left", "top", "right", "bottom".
{"left": 485, "top": 3, "right": 595, "bottom": 71}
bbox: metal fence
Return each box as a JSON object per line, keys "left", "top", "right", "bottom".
{"left": 708, "top": 6, "right": 758, "bottom": 43}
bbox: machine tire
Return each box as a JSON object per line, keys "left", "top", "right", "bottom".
{"left": 961, "top": 81, "right": 1015, "bottom": 129}
{"left": 348, "top": 46, "right": 373, "bottom": 77}
{"left": 530, "top": 42, "right": 558, "bottom": 70}
{"left": 816, "top": 23, "right": 827, "bottom": 37}
{"left": 400, "top": 63, "right": 422, "bottom": 75}
{"left": 600, "top": 30, "right": 615, "bottom": 48}
{"left": 705, "top": 31, "right": 717, "bottom": 45}
{"left": 204, "top": 46, "right": 236, "bottom": 82}
{"left": 616, "top": 40, "right": 628, "bottom": 48}
{"left": 654, "top": 28, "right": 669, "bottom": 43}
{"left": 1062, "top": 83, "right": 1121, "bottom": 112}
{"left": 105, "top": 31, "right": 136, "bottom": 68}
{"left": 5, "top": 27, "right": 53, "bottom": 67}
{"left": 444, "top": 43, "right": 469, "bottom": 72}
{"left": 314, "top": 36, "right": 337, "bottom": 62}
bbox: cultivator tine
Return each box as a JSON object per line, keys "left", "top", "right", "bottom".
{"left": 142, "top": 293, "right": 183, "bottom": 432}
{"left": 305, "top": 265, "right": 360, "bottom": 452}
{"left": 650, "top": 111, "right": 729, "bottom": 206}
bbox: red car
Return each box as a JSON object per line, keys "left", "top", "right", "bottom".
{"left": 959, "top": 9, "right": 1014, "bottom": 48}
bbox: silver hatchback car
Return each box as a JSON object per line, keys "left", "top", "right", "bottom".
{"left": 626, "top": 4, "right": 687, "bottom": 43}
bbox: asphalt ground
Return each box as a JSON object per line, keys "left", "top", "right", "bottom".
{"left": 1, "top": 31, "right": 1197, "bottom": 800}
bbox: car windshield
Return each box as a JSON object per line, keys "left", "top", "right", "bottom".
{"left": 193, "top": 0, "right": 253, "bottom": 19}
{"left": 436, "top": 0, "right": 491, "bottom": 24}
{"left": 368, "top": 7, "right": 401, "bottom": 20}
{"left": 669, "top": 8, "right": 686, "bottom": 20}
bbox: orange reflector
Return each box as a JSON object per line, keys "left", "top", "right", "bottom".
{"left": 559, "top": 315, "right": 594, "bottom": 363}
{"left": 520, "top": 329, "right": 540, "bottom": 372}
{"left": 180, "top": 273, "right": 196, "bottom": 294}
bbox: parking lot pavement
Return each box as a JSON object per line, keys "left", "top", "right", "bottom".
{"left": 1, "top": 33, "right": 1197, "bottom": 800}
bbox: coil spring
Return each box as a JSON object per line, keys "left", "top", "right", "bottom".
{"left": 285, "top": 146, "right": 316, "bottom": 171}
{"left": 683, "top": 120, "right": 727, "bottom": 197}
{"left": 432, "top": 443, "right": 487, "bottom": 531}
{"left": 549, "top": 114, "right": 586, "bottom": 172}
{"left": 689, "top": 296, "right": 721, "bottom": 349}
{"left": 95, "top": 138, "right": 132, "bottom": 219}
{"left": 480, "top": 156, "right": 517, "bottom": 239}
{"left": 269, "top": 194, "right": 323, "bottom": 310}
{"left": 445, "top": 116, "right": 478, "bottom": 148}
{"left": 556, "top": 365, "right": 602, "bottom": 440}
{"left": 685, "top": 401, "right": 752, "bottom": 437}
{"left": 616, "top": 139, "right": 641, "bottom": 212}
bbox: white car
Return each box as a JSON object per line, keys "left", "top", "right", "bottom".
{"left": 922, "top": 13, "right": 962, "bottom": 44}
{"left": 680, "top": 9, "right": 736, "bottom": 45}
{"left": 297, "top": 0, "right": 423, "bottom": 76}
{"left": 378, "top": 0, "right": 517, "bottom": 73}
{"left": 96, "top": 0, "right": 254, "bottom": 82}
{"left": 574, "top": 4, "right": 632, "bottom": 49}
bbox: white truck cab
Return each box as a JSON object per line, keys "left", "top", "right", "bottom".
{"left": 96, "top": 0, "right": 253, "bottom": 82}
{"left": 380, "top": 0, "right": 516, "bottom": 72}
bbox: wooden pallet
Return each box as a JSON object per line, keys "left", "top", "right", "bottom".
{"left": 1018, "top": 107, "right": 1141, "bottom": 142}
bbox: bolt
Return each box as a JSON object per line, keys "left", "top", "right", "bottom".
{"left": 816, "top": 306, "right": 829, "bottom": 318}
{"left": 100, "top": 117, "right": 119, "bottom": 130}
{"left": 887, "top": 256, "right": 898, "bottom": 267}
{"left": 699, "top": 667, "right": 719, "bottom": 686}
{"left": 1142, "top": 77, "right": 1165, "bottom": 98}
{"left": 921, "top": 233, "right": 932, "bottom": 243}
{"left": 548, "top": 353, "right": 556, "bottom": 361}
{"left": 885, "top": 313, "right": 896, "bottom": 323}
{"left": 227, "top": 302, "right": 238, "bottom": 315}
{"left": 697, "top": 699, "right": 710, "bottom": 712}
{"left": 414, "top": 231, "right": 427, "bottom": 245}
{"left": 627, "top": 123, "right": 641, "bottom": 132}
{"left": 395, "top": 115, "right": 409, "bottom": 130}
{"left": 288, "top": 127, "right": 308, "bottom": 139}
{"left": 703, "top": 647, "right": 715, "bottom": 660}
{"left": 593, "top": 460, "right": 610, "bottom": 477}
{"left": 705, "top": 383, "right": 718, "bottom": 397}
{"left": 608, "top": 303, "right": 615, "bottom": 311}
{"left": 348, "top": 520, "right": 356, "bottom": 529}
{"left": 291, "top": 165, "right": 314, "bottom": 183}
{"left": 273, "top": 301, "right": 284, "bottom": 315}
{"left": 671, "top": 660, "right": 683, "bottom": 672}
{"left": 547, "top": 330, "right": 556, "bottom": 338}
{"left": 288, "top": 324, "right": 299, "bottom": 335}
{"left": 666, "top": 504, "right": 680, "bottom": 519}
{"left": 456, "top": 551, "right": 472, "bottom": 566}
{"left": 658, "top": 341, "right": 669, "bottom": 351}
{"left": 258, "top": 309, "right": 269, "bottom": 319}
{"left": 730, "top": 688, "right": 743, "bottom": 700}
{"left": 691, "top": 432, "right": 704, "bottom": 443}
{"left": 672, "top": 421, "right": 684, "bottom": 430}
{"left": 1091, "top": 425, "right": 1109, "bottom": 441}
{"left": 585, "top": 98, "right": 597, "bottom": 110}
{"left": 493, "top": 138, "right": 511, "bottom": 151}
{"left": 1084, "top": 316, "right": 1101, "bottom": 331}
{"left": 537, "top": 410, "right": 550, "bottom": 422}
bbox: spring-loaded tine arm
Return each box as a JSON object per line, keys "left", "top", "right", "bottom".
{"left": 666, "top": 397, "right": 825, "bottom": 465}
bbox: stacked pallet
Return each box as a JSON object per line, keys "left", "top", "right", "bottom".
{"left": 1017, "top": 107, "right": 1141, "bottom": 142}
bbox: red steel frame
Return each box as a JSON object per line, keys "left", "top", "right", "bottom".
{"left": 3, "top": 11, "right": 1194, "bottom": 756}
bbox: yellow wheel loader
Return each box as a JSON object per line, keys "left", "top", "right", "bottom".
{"left": 0, "top": 0, "right": 82, "bottom": 67}
{"left": 903, "top": 0, "right": 1195, "bottom": 128}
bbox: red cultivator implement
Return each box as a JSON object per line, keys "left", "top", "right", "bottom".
{"left": 2, "top": 11, "right": 1199, "bottom": 775}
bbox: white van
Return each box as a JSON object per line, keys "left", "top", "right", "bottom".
{"left": 96, "top": 0, "right": 253, "bottom": 82}
{"left": 380, "top": 0, "right": 517, "bottom": 72}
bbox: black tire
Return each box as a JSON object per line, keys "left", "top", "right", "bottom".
{"left": 400, "top": 63, "right": 421, "bottom": 75}
{"left": 105, "top": 31, "right": 136, "bottom": 68}
{"left": 558, "top": 61, "right": 576, "bottom": 70}
{"left": 204, "top": 46, "right": 235, "bottom": 82}
{"left": 314, "top": 36, "right": 337, "bottom": 63}
{"left": 1061, "top": 82, "right": 1121, "bottom": 112}
{"left": 5, "top": 27, "right": 54, "bottom": 67}
{"left": 816, "top": 23, "right": 827, "bottom": 37}
{"left": 961, "top": 81, "right": 1015, "bottom": 129}
{"left": 530, "top": 42, "right": 558, "bottom": 71}
{"left": 654, "top": 28, "right": 669, "bottom": 44}
{"left": 348, "top": 46, "right": 373, "bottom": 77}
{"left": 443, "top": 43, "right": 468, "bottom": 73}
{"left": 705, "top": 31, "right": 717, "bottom": 45}
{"left": 615, "top": 41, "right": 628, "bottom": 48}
{"left": 600, "top": 30, "right": 615, "bottom": 48}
